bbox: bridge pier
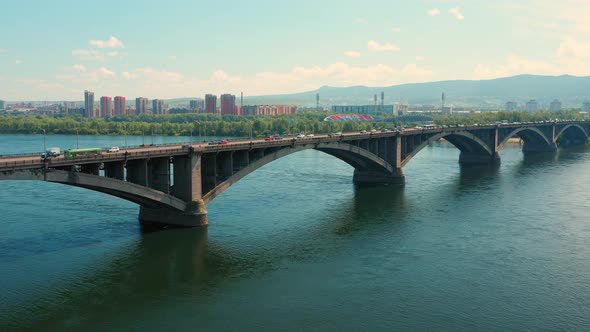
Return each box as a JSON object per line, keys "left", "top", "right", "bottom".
{"left": 353, "top": 168, "right": 405, "bottom": 185}
{"left": 139, "top": 200, "right": 208, "bottom": 227}
{"left": 459, "top": 152, "right": 501, "bottom": 165}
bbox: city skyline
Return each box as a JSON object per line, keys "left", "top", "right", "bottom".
{"left": 1, "top": 0, "right": 589, "bottom": 101}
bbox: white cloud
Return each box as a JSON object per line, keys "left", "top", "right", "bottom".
{"left": 0, "top": 48, "right": 5, "bottom": 53}
{"left": 415, "top": 56, "right": 424, "bottom": 61}
{"left": 367, "top": 40, "right": 400, "bottom": 52}
{"left": 122, "top": 71, "right": 134, "bottom": 79}
{"left": 355, "top": 17, "right": 367, "bottom": 24}
{"left": 98, "top": 67, "right": 116, "bottom": 77}
{"left": 449, "top": 7, "right": 465, "bottom": 20}
{"left": 106, "top": 51, "right": 119, "bottom": 57}
{"left": 72, "top": 64, "right": 87, "bottom": 71}
{"left": 344, "top": 50, "right": 361, "bottom": 58}
{"left": 89, "top": 36, "right": 124, "bottom": 49}
{"left": 14, "top": 60, "right": 22, "bottom": 65}
{"left": 72, "top": 49, "right": 105, "bottom": 61}
{"left": 85, "top": 62, "right": 434, "bottom": 98}
{"left": 169, "top": 55, "right": 177, "bottom": 60}
{"left": 393, "top": 27, "right": 401, "bottom": 33}
{"left": 428, "top": 8, "right": 441, "bottom": 16}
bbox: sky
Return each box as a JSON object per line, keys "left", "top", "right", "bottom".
{"left": 1, "top": 0, "right": 589, "bottom": 101}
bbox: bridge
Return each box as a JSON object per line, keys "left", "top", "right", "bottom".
{"left": 1, "top": 120, "right": 588, "bottom": 227}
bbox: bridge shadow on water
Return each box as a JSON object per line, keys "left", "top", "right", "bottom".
{"left": 3, "top": 184, "right": 412, "bottom": 331}
{"left": 513, "top": 146, "right": 589, "bottom": 178}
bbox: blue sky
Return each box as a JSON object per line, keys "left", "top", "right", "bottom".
{"left": 1, "top": 0, "right": 589, "bottom": 100}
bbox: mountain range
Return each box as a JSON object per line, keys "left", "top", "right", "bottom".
{"left": 233, "top": 74, "right": 590, "bottom": 109}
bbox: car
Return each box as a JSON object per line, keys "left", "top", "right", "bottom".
{"left": 218, "top": 139, "right": 229, "bottom": 145}
{"left": 207, "top": 141, "right": 218, "bottom": 145}
{"left": 107, "top": 146, "right": 120, "bottom": 153}
{"left": 329, "top": 132, "right": 342, "bottom": 137}
{"left": 306, "top": 134, "right": 315, "bottom": 137}
{"left": 370, "top": 129, "right": 377, "bottom": 133}
{"left": 296, "top": 134, "right": 306, "bottom": 139}
{"left": 265, "top": 135, "right": 275, "bottom": 141}
{"left": 360, "top": 130, "right": 368, "bottom": 134}
{"left": 274, "top": 135, "right": 284, "bottom": 140}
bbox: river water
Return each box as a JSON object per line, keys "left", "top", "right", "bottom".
{"left": 1, "top": 134, "right": 589, "bottom": 331}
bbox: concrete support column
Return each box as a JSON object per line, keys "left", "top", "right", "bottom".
{"left": 459, "top": 151, "right": 501, "bottom": 165}
{"left": 104, "top": 161, "right": 125, "bottom": 180}
{"left": 201, "top": 153, "right": 217, "bottom": 196}
{"left": 395, "top": 135, "right": 403, "bottom": 168}
{"left": 353, "top": 168, "right": 405, "bottom": 185}
{"left": 149, "top": 157, "right": 170, "bottom": 193}
{"left": 138, "top": 153, "right": 208, "bottom": 227}
{"left": 217, "top": 152, "right": 233, "bottom": 179}
{"left": 172, "top": 154, "right": 202, "bottom": 202}
{"left": 126, "top": 159, "right": 148, "bottom": 186}
{"left": 80, "top": 163, "right": 100, "bottom": 175}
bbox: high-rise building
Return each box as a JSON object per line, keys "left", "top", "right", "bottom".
{"left": 549, "top": 99, "right": 562, "bottom": 111}
{"left": 84, "top": 90, "right": 95, "bottom": 118}
{"left": 152, "top": 99, "right": 165, "bottom": 115}
{"left": 220, "top": 94, "right": 237, "bottom": 115}
{"left": 505, "top": 101, "right": 517, "bottom": 111}
{"left": 205, "top": 94, "right": 217, "bottom": 114}
{"left": 189, "top": 99, "right": 204, "bottom": 112}
{"left": 114, "top": 96, "right": 126, "bottom": 116}
{"left": 525, "top": 99, "right": 538, "bottom": 113}
{"left": 0, "top": 100, "right": 5, "bottom": 110}
{"left": 100, "top": 96, "right": 113, "bottom": 117}
{"left": 135, "top": 97, "right": 149, "bottom": 115}
{"left": 583, "top": 102, "right": 590, "bottom": 112}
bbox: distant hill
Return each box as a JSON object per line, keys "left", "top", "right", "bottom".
{"left": 237, "top": 75, "right": 590, "bottom": 109}
{"left": 14, "top": 74, "right": 590, "bottom": 110}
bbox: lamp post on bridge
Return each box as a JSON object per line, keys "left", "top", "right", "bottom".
{"left": 123, "top": 124, "right": 128, "bottom": 150}
{"left": 41, "top": 128, "right": 46, "bottom": 152}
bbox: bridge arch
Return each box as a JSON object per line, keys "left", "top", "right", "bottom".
{"left": 498, "top": 127, "right": 553, "bottom": 150}
{"left": 555, "top": 124, "right": 589, "bottom": 146}
{"left": 202, "top": 142, "right": 394, "bottom": 204}
{"left": 401, "top": 131, "right": 494, "bottom": 167}
{"left": 0, "top": 169, "right": 187, "bottom": 211}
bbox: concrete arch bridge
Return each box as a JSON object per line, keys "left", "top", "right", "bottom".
{"left": 1, "top": 121, "right": 588, "bottom": 227}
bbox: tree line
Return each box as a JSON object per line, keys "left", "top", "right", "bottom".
{"left": 0, "top": 110, "right": 585, "bottom": 137}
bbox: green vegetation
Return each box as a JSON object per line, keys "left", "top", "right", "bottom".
{"left": 0, "top": 110, "right": 585, "bottom": 138}
{"left": 433, "top": 110, "right": 585, "bottom": 126}
{"left": 0, "top": 113, "right": 391, "bottom": 137}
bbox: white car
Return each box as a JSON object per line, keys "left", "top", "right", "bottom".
{"left": 107, "top": 146, "right": 120, "bottom": 153}
{"left": 306, "top": 134, "right": 315, "bottom": 137}
{"left": 296, "top": 134, "right": 306, "bottom": 139}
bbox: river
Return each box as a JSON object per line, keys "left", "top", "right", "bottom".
{"left": 1, "top": 134, "right": 589, "bottom": 331}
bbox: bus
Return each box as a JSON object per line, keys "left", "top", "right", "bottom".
{"left": 64, "top": 148, "right": 103, "bottom": 159}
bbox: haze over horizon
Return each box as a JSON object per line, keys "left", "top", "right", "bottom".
{"left": 1, "top": 0, "right": 589, "bottom": 100}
